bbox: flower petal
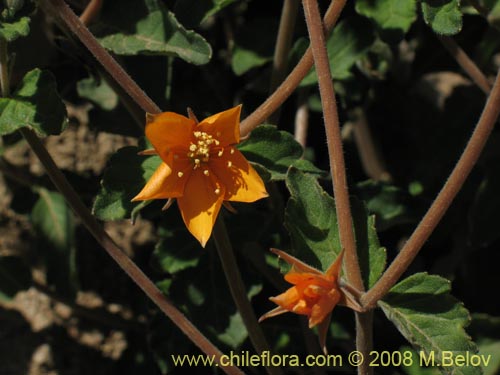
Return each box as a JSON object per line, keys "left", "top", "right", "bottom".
{"left": 132, "top": 159, "right": 191, "bottom": 201}
{"left": 325, "top": 249, "right": 345, "bottom": 279}
{"left": 211, "top": 148, "right": 268, "bottom": 202}
{"left": 177, "top": 169, "right": 225, "bottom": 247}
{"left": 132, "top": 162, "right": 172, "bottom": 201}
{"left": 269, "top": 286, "right": 301, "bottom": 311}
{"left": 317, "top": 313, "right": 332, "bottom": 354}
{"left": 308, "top": 289, "right": 341, "bottom": 328}
{"left": 270, "top": 248, "right": 322, "bottom": 275}
{"left": 145, "top": 112, "right": 195, "bottom": 159}
{"left": 198, "top": 105, "right": 241, "bottom": 146}
{"left": 258, "top": 306, "right": 289, "bottom": 323}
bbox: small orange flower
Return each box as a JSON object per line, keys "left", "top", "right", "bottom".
{"left": 132, "top": 105, "right": 268, "bottom": 247}
{"left": 259, "top": 249, "right": 345, "bottom": 352}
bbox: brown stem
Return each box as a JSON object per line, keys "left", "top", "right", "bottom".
{"left": 213, "top": 218, "right": 281, "bottom": 375}
{"left": 355, "top": 312, "right": 374, "bottom": 375}
{"left": 350, "top": 107, "right": 392, "bottom": 182}
{"left": 268, "top": 0, "right": 300, "bottom": 125}
{"left": 240, "top": 0, "right": 347, "bottom": 137}
{"left": 302, "top": 0, "right": 363, "bottom": 291}
{"left": 294, "top": 90, "right": 309, "bottom": 148}
{"left": 79, "top": 0, "right": 103, "bottom": 26}
{"left": 362, "top": 65, "right": 500, "bottom": 308}
{"left": 437, "top": 35, "right": 492, "bottom": 95}
{"left": 43, "top": 0, "right": 160, "bottom": 115}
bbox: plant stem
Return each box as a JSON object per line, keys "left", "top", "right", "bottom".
{"left": 42, "top": 0, "right": 160, "bottom": 115}
{"left": 437, "top": 35, "right": 491, "bottom": 95}
{"left": 355, "top": 312, "right": 373, "bottom": 375}
{"left": 213, "top": 218, "right": 281, "bottom": 375}
{"left": 240, "top": 0, "right": 346, "bottom": 137}
{"left": 0, "top": 38, "right": 10, "bottom": 96}
{"left": 302, "top": 0, "right": 363, "bottom": 292}
{"left": 302, "top": 2, "right": 370, "bottom": 374}
{"left": 362, "top": 65, "right": 500, "bottom": 308}
{"left": 268, "top": 0, "right": 300, "bottom": 125}
{"left": 79, "top": 0, "right": 103, "bottom": 25}
{"left": 350, "top": 107, "right": 391, "bottom": 182}
{"left": 294, "top": 90, "right": 309, "bottom": 148}
{"left": 0, "top": 32, "right": 242, "bottom": 375}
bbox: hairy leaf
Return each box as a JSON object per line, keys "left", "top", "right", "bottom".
{"left": 0, "top": 69, "right": 67, "bottom": 136}
{"left": 92, "top": 0, "right": 212, "bottom": 65}
{"left": 301, "top": 17, "right": 375, "bottom": 85}
{"left": 379, "top": 273, "right": 480, "bottom": 375}
{"left": 284, "top": 168, "right": 386, "bottom": 288}
{"left": 238, "top": 125, "right": 324, "bottom": 180}
{"left": 31, "top": 189, "right": 77, "bottom": 298}
{"left": 421, "top": 0, "right": 463, "bottom": 35}
{"left": 77, "top": 76, "right": 118, "bottom": 111}
{"left": 0, "top": 0, "right": 35, "bottom": 41}
{"left": 93, "top": 146, "right": 162, "bottom": 220}
{"left": 231, "top": 18, "right": 277, "bottom": 75}
{"left": 356, "top": 0, "right": 417, "bottom": 42}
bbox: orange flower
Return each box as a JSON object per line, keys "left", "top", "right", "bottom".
{"left": 259, "top": 249, "right": 345, "bottom": 352}
{"left": 132, "top": 105, "right": 268, "bottom": 247}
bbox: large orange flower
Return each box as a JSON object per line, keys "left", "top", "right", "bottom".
{"left": 132, "top": 105, "right": 268, "bottom": 247}
{"left": 259, "top": 249, "right": 346, "bottom": 352}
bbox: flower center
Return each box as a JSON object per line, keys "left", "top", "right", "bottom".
{"left": 187, "top": 131, "right": 220, "bottom": 168}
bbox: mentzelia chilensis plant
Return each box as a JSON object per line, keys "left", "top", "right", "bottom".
{"left": 1, "top": 0, "right": 500, "bottom": 374}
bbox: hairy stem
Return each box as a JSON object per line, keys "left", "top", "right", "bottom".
{"left": 362, "top": 65, "right": 500, "bottom": 308}
{"left": 438, "top": 35, "right": 491, "bottom": 95}
{"left": 240, "top": 0, "right": 347, "bottom": 137}
{"left": 43, "top": 0, "right": 160, "bottom": 115}
{"left": 350, "top": 107, "right": 391, "bottom": 182}
{"left": 79, "top": 0, "right": 103, "bottom": 25}
{"left": 268, "top": 0, "right": 300, "bottom": 124}
{"left": 302, "top": 2, "right": 370, "bottom": 373}
{"left": 355, "top": 312, "right": 373, "bottom": 375}
{"left": 302, "top": 0, "right": 363, "bottom": 291}
{"left": 213, "top": 218, "right": 281, "bottom": 375}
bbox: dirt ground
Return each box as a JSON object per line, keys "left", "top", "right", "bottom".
{"left": 0, "top": 103, "right": 156, "bottom": 375}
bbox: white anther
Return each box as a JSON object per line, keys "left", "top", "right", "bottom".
{"left": 177, "top": 172, "right": 184, "bottom": 178}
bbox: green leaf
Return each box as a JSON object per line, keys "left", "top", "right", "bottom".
{"left": 379, "top": 273, "right": 481, "bottom": 375}
{"left": 77, "top": 76, "right": 118, "bottom": 111}
{"left": 355, "top": 0, "right": 417, "bottom": 42}
{"left": 284, "top": 168, "right": 386, "bottom": 288}
{"left": 301, "top": 17, "right": 376, "bottom": 86}
{"left": 0, "top": 0, "right": 35, "bottom": 42}
{"left": 238, "top": 125, "right": 325, "bottom": 180}
{"left": 356, "top": 180, "right": 416, "bottom": 231}
{"left": 152, "top": 229, "right": 203, "bottom": 274}
{"left": 174, "top": 0, "right": 237, "bottom": 28}
{"left": 0, "top": 256, "right": 32, "bottom": 301}
{"left": 31, "top": 189, "right": 77, "bottom": 298}
{"left": 421, "top": 0, "right": 463, "bottom": 35}
{"left": 93, "top": 146, "right": 162, "bottom": 220}
{"left": 351, "top": 198, "right": 387, "bottom": 289}
{"left": 92, "top": 0, "right": 212, "bottom": 65}
{"left": 231, "top": 18, "right": 277, "bottom": 75}
{"left": 0, "top": 69, "right": 67, "bottom": 136}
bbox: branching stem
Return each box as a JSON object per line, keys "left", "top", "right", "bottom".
{"left": 362, "top": 65, "right": 500, "bottom": 308}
